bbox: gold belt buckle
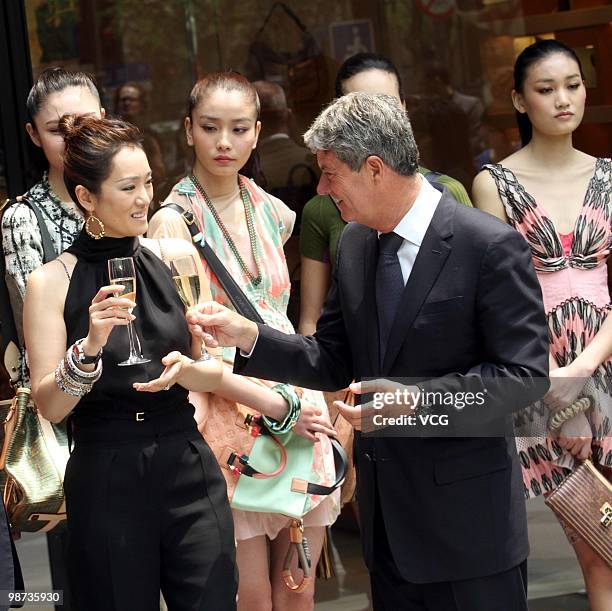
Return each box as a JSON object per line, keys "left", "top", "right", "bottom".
{"left": 135, "top": 412, "right": 145, "bottom": 422}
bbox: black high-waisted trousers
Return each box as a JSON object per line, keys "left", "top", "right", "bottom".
{"left": 64, "top": 404, "right": 237, "bottom": 611}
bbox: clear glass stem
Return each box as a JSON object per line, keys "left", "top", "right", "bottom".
{"left": 195, "top": 342, "right": 212, "bottom": 363}
{"left": 126, "top": 320, "right": 142, "bottom": 359}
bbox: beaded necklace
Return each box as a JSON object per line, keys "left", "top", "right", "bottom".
{"left": 190, "top": 174, "right": 262, "bottom": 286}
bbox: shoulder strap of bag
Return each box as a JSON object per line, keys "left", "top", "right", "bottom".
{"left": 162, "top": 203, "right": 265, "bottom": 325}
{"left": 302, "top": 437, "right": 348, "bottom": 496}
{"left": 17, "top": 196, "right": 58, "bottom": 263}
{"left": 259, "top": 2, "right": 309, "bottom": 35}
{"left": 0, "top": 197, "right": 57, "bottom": 356}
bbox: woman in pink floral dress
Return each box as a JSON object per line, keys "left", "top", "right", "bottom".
{"left": 148, "top": 72, "right": 339, "bottom": 611}
{"left": 473, "top": 40, "right": 611, "bottom": 610}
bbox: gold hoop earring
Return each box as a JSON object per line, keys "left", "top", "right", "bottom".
{"left": 85, "top": 215, "right": 105, "bottom": 240}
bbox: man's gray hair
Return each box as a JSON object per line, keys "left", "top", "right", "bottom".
{"left": 303, "top": 92, "right": 419, "bottom": 176}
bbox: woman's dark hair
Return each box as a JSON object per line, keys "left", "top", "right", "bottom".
{"left": 26, "top": 67, "right": 101, "bottom": 124}
{"left": 187, "top": 71, "right": 260, "bottom": 119}
{"left": 26, "top": 68, "right": 101, "bottom": 179}
{"left": 335, "top": 53, "right": 405, "bottom": 100}
{"left": 513, "top": 39, "right": 583, "bottom": 146}
{"left": 58, "top": 115, "right": 143, "bottom": 213}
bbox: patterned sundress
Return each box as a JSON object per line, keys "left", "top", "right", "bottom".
{"left": 156, "top": 175, "right": 340, "bottom": 539}
{"left": 485, "top": 158, "right": 612, "bottom": 499}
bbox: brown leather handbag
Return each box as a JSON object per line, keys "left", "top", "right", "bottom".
{"left": 545, "top": 459, "right": 612, "bottom": 567}
{"left": 326, "top": 389, "right": 356, "bottom": 506}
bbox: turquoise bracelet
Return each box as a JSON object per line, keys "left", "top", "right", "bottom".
{"left": 264, "top": 384, "right": 301, "bottom": 434}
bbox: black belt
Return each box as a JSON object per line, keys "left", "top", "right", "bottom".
{"left": 68, "top": 399, "right": 198, "bottom": 447}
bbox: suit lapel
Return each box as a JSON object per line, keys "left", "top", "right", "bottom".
{"left": 382, "top": 194, "right": 456, "bottom": 373}
{"left": 363, "top": 229, "right": 380, "bottom": 375}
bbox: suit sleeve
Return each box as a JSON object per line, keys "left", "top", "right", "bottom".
{"left": 234, "top": 234, "right": 354, "bottom": 391}
{"left": 419, "top": 229, "right": 549, "bottom": 426}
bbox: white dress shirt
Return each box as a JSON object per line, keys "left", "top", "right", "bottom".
{"left": 381, "top": 174, "right": 441, "bottom": 285}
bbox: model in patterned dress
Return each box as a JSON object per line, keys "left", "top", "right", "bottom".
{"left": 148, "top": 72, "right": 339, "bottom": 611}
{"left": 473, "top": 40, "right": 612, "bottom": 610}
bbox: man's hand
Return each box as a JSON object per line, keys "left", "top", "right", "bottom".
{"left": 334, "top": 379, "right": 419, "bottom": 432}
{"left": 188, "top": 301, "right": 259, "bottom": 354}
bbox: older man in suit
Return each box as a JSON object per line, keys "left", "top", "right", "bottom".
{"left": 193, "top": 93, "right": 549, "bottom": 611}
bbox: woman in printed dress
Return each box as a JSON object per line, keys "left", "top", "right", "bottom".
{"left": 148, "top": 72, "right": 339, "bottom": 611}
{"left": 473, "top": 40, "right": 612, "bottom": 610}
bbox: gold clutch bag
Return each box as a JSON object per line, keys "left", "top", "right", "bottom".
{"left": 545, "top": 459, "right": 612, "bottom": 567}
{"left": 0, "top": 387, "right": 68, "bottom": 533}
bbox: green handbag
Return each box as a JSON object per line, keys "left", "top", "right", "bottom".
{"left": 231, "top": 426, "right": 341, "bottom": 518}
{"left": 0, "top": 388, "right": 68, "bottom": 533}
{"left": 201, "top": 391, "right": 347, "bottom": 593}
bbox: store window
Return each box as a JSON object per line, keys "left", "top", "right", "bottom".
{"left": 23, "top": 0, "right": 612, "bottom": 202}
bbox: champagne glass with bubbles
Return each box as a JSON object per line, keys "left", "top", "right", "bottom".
{"left": 170, "top": 255, "right": 212, "bottom": 362}
{"left": 108, "top": 257, "right": 150, "bottom": 366}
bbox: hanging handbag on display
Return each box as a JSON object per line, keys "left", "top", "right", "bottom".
{"left": 160, "top": 202, "right": 348, "bottom": 591}
{"left": 245, "top": 2, "right": 328, "bottom": 106}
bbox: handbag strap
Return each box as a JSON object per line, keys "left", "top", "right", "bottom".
{"left": 0, "top": 196, "right": 57, "bottom": 357}
{"left": 163, "top": 203, "right": 265, "bottom": 325}
{"left": 259, "top": 2, "right": 309, "bottom": 35}
{"left": 302, "top": 438, "right": 348, "bottom": 496}
{"left": 17, "top": 196, "right": 58, "bottom": 263}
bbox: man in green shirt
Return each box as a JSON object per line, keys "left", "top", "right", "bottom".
{"left": 299, "top": 53, "right": 472, "bottom": 335}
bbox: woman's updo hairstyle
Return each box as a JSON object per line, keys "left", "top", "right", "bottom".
{"left": 58, "top": 115, "right": 143, "bottom": 212}
{"left": 514, "top": 39, "right": 584, "bottom": 146}
{"left": 187, "top": 71, "right": 260, "bottom": 120}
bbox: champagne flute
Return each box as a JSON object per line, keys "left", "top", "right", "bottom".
{"left": 108, "top": 257, "right": 151, "bottom": 366}
{"left": 170, "top": 255, "right": 212, "bottom": 363}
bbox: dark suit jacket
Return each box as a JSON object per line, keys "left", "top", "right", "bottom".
{"left": 235, "top": 191, "right": 549, "bottom": 583}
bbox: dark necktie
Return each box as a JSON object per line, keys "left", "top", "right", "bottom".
{"left": 376, "top": 231, "right": 405, "bottom": 366}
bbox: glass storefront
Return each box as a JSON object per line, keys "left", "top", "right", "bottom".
{"left": 21, "top": 0, "right": 612, "bottom": 206}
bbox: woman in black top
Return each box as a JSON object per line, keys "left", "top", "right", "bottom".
{"left": 23, "top": 115, "right": 236, "bottom": 610}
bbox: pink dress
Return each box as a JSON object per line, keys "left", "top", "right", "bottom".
{"left": 485, "top": 158, "right": 612, "bottom": 499}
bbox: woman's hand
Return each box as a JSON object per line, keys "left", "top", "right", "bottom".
{"left": 543, "top": 365, "right": 589, "bottom": 411}
{"left": 133, "top": 351, "right": 188, "bottom": 392}
{"left": 557, "top": 411, "right": 592, "bottom": 460}
{"left": 82, "top": 285, "right": 135, "bottom": 355}
{"left": 293, "top": 401, "right": 337, "bottom": 443}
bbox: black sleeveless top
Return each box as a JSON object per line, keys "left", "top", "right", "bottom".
{"left": 64, "top": 230, "right": 191, "bottom": 414}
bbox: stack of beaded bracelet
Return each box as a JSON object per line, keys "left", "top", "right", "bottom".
{"left": 547, "top": 396, "right": 592, "bottom": 432}
{"left": 264, "top": 384, "right": 301, "bottom": 434}
{"left": 55, "top": 340, "right": 102, "bottom": 397}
